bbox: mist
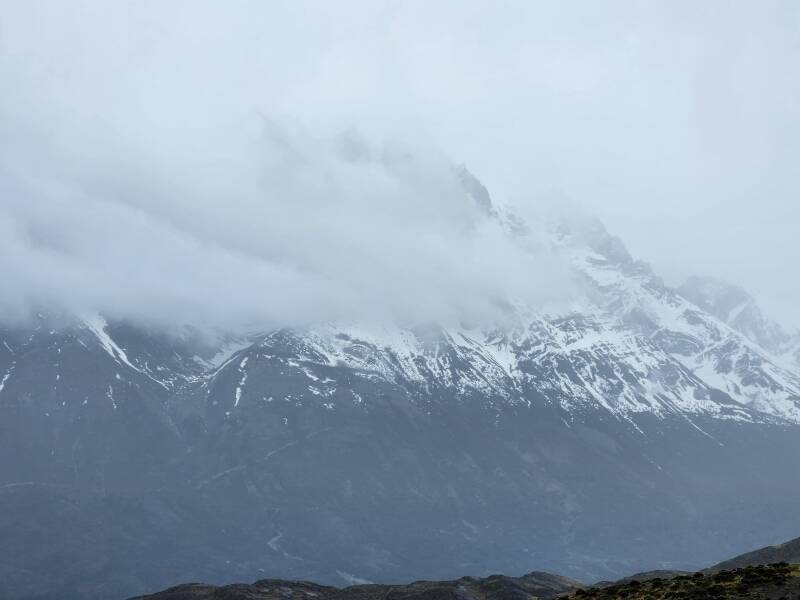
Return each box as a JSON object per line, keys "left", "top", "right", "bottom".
{"left": 1, "top": 1, "right": 798, "bottom": 329}
{"left": 1, "top": 118, "right": 572, "bottom": 330}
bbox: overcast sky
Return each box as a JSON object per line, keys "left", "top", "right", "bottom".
{"left": 1, "top": 1, "right": 798, "bottom": 329}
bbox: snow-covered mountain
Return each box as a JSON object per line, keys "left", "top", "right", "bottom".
{"left": 679, "top": 276, "right": 800, "bottom": 371}
{"left": 1, "top": 173, "right": 800, "bottom": 600}
{"left": 196, "top": 211, "right": 800, "bottom": 428}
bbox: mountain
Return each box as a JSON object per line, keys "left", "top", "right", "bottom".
{"left": 2, "top": 173, "right": 800, "bottom": 599}
{"left": 708, "top": 536, "right": 800, "bottom": 572}
{"left": 679, "top": 276, "right": 800, "bottom": 370}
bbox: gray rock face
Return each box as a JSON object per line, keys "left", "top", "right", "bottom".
{"left": 2, "top": 189, "right": 800, "bottom": 600}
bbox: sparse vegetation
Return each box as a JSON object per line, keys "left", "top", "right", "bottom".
{"left": 570, "top": 563, "right": 800, "bottom": 600}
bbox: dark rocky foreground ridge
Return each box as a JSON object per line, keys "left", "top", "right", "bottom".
{"left": 707, "top": 537, "right": 800, "bottom": 573}
{"left": 130, "top": 568, "right": 800, "bottom": 600}
{"left": 129, "top": 572, "right": 582, "bottom": 600}
{"left": 576, "top": 564, "right": 800, "bottom": 600}
{"left": 132, "top": 537, "right": 800, "bottom": 600}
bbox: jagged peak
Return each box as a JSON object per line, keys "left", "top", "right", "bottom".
{"left": 552, "top": 215, "right": 633, "bottom": 265}
{"left": 678, "top": 276, "right": 794, "bottom": 358}
{"left": 456, "top": 164, "right": 495, "bottom": 215}
{"left": 678, "top": 276, "right": 753, "bottom": 319}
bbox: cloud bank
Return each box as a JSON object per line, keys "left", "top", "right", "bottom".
{"left": 0, "top": 50, "right": 565, "bottom": 330}
{"left": 1, "top": 1, "right": 798, "bottom": 329}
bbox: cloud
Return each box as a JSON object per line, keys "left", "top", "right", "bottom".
{"left": 0, "top": 71, "right": 566, "bottom": 331}
{"left": 0, "top": 1, "right": 797, "bottom": 329}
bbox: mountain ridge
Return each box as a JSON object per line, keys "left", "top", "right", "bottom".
{"left": 127, "top": 535, "right": 800, "bottom": 600}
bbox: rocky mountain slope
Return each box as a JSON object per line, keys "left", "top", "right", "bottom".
{"left": 577, "top": 563, "right": 800, "bottom": 600}
{"left": 2, "top": 174, "right": 800, "bottom": 600}
{"left": 679, "top": 276, "right": 800, "bottom": 369}
{"left": 708, "top": 536, "right": 800, "bottom": 573}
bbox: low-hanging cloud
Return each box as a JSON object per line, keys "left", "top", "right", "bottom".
{"left": 4, "top": 1, "right": 796, "bottom": 331}
{"left": 0, "top": 59, "right": 567, "bottom": 332}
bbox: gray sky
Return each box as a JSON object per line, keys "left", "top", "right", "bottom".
{"left": 1, "top": 1, "right": 798, "bottom": 329}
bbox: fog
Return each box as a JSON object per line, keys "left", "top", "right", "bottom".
{"left": 1, "top": 1, "right": 798, "bottom": 330}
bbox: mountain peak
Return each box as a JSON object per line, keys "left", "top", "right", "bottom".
{"left": 456, "top": 165, "right": 494, "bottom": 214}
{"left": 678, "top": 276, "right": 796, "bottom": 360}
